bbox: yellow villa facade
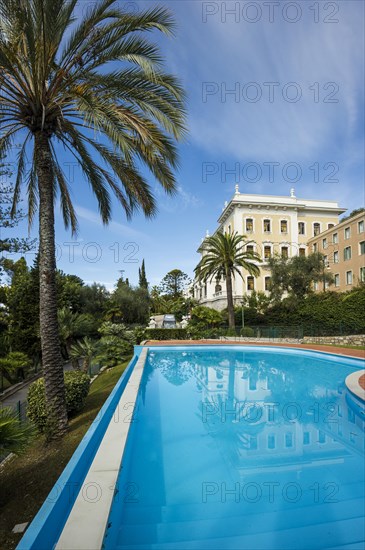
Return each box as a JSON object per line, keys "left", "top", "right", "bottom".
{"left": 194, "top": 186, "right": 346, "bottom": 310}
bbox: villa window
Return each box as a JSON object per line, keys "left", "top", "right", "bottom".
{"left": 333, "top": 251, "right": 339, "bottom": 263}
{"left": 215, "top": 284, "right": 222, "bottom": 293}
{"left": 228, "top": 224, "right": 232, "bottom": 235}
{"left": 360, "top": 241, "right": 365, "bottom": 255}
{"left": 313, "top": 223, "right": 320, "bottom": 236}
{"left": 313, "top": 281, "right": 319, "bottom": 291}
{"left": 328, "top": 223, "right": 334, "bottom": 229}
{"left": 285, "top": 432, "right": 293, "bottom": 448}
{"left": 247, "top": 276, "right": 255, "bottom": 291}
{"left": 344, "top": 227, "right": 350, "bottom": 239}
{"left": 333, "top": 232, "right": 338, "bottom": 244}
{"left": 313, "top": 243, "right": 317, "bottom": 252}
{"left": 334, "top": 274, "right": 340, "bottom": 287}
{"left": 246, "top": 245, "right": 254, "bottom": 254}
{"left": 281, "top": 246, "right": 289, "bottom": 259}
{"left": 322, "top": 238, "right": 327, "bottom": 249}
{"left": 263, "top": 219, "right": 271, "bottom": 233}
{"left": 360, "top": 267, "right": 365, "bottom": 283}
{"left": 318, "top": 431, "right": 326, "bottom": 444}
{"left": 303, "top": 432, "right": 310, "bottom": 445}
{"left": 264, "top": 246, "right": 272, "bottom": 259}
{"left": 344, "top": 246, "right": 351, "bottom": 261}
{"left": 246, "top": 218, "right": 253, "bottom": 233}
{"left": 265, "top": 277, "right": 271, "bottom": 291}
{"left": 268, "top": 434, "right": 276, "bottom": 450}
{"left": 281, "top": 220, "right": 288, "bottom": 233}
{"left": 358, "top": 220, "right": 364, "bottom": 233}
{"left": 299, "top": 248, "right": 306, "bottom": 257}
{"left": 346, "top": 271, "right": 353, "bottom": 285}
{"left": 298, "top": 222, "right": 305, "bottom": 235}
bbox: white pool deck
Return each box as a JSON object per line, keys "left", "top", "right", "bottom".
{"left": 56, "top": 347, "right": 148, "bottom": 550}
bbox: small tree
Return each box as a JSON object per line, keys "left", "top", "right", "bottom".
{"left": 160, "top": 269, "right": 191, "bottom": 298}
{"left": 70, "top": 337, "right": 96, "bottom": 373}
{"left": 138, "top": 259, "right": 149, "bottom": 289}
{"left": 268, "top": 253, "right": 334, "bottom": 300}
{"left": 190, "top": 306, "right": 223, "bottom": 327}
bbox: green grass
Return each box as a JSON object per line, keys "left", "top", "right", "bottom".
{"left": 0, "top": 360, "right": 130, "bottom": 550}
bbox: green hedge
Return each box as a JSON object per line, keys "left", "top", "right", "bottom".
{"left": 145, "top": 328, "right": 188, "bottom": 340}
{"left": 27, "top": 371, "right": 90, "bottom": 432}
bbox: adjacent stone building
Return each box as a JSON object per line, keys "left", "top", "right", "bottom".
{"left": 308, "top": 210, "right": 365, "bottom": 292}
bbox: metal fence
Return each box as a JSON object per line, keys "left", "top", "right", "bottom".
{"left": 198, "top": 323, "right": 363, "bottom": 340}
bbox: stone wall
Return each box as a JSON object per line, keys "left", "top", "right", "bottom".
{"left": 302, "top": 335, "right": 365, "bottom": 347}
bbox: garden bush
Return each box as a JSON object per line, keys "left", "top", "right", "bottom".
{"left": 240, "top": 327, "right": 255, "bottom": 337}
{"left": 145, "top": 328, "right": 188, "bottom": 340}
{"left": 97, "top": 337, "right": 133, "bottom": 367}
{"left": 27, "top": 371, "right": 90, "bottom": 432}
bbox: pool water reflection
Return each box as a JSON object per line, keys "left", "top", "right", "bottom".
{"left": 104, "top": 347, "right": 365, "bottom": 550}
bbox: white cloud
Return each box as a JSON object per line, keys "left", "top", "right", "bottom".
{"left": 75, "top": 205, "right": 151, "bottom": 241}
{"left": 172, "top": 2, "right": 364, "bottom": 166}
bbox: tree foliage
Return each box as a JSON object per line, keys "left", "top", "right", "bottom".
{"left": 268, "top": 253, "right": 334, "bottom": 301}
{"left": 160, "top": 269, "right": 190, "bottom": 298}
{"left": 0, "top": 160, "right": 35, "bottom": 279}
{"left": 195, "top": 232, "right": 261, "bottom": 328}
{"left": 138, "top": 259, "right": 148, "bottom": 289}
{"left": 0, "top": 0, "right": 186, "bottom": 437}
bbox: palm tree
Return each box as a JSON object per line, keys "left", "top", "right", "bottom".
{"left": 0, "top": 407, "right": 35, "bottom": 455}
{"left": 70, "top": 337, "right": 96, "bottom": 374}
{"left": 195, "top": 232, "right": 261, "bottom": 329}
{"left": 0, "top": 0, "right": 186, "bottom": 437}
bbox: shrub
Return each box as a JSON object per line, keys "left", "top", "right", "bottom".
{"left": 240, "top": 327, "right": 255, "bottom": 337}
{"left": 190, "top": 306, "right": 223, "bottom": 327}
{"left": 0, "top": 407, "right": 35, "bottom": 455}
{"left": 97, "top": 336, "right": 133, "bottom": 368}
{"left": 145, "top": 328, "right": 188, "bottom": 340}
{"left": 27, "top": 371, "right": 90, "bottom": 432}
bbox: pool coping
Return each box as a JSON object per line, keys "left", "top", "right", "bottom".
{"left": 345, "top": 370, "right": 365, "bottom": 402}
{"left": 55, "top": 347, "right": 148, "bottom": 550}
{"left": 17, "top": 353, "right": 140, "bottom": 550}
{"left": 144, "top": 340, "right": 365, "bottom": 359}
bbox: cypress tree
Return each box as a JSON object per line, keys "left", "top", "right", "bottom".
{"left": 139, "top": 259, "right": 148, "bottom": 289}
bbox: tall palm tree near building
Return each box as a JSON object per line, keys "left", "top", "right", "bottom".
{"left": 195, "top": 232, "right": 261, "bottom": 329}
{"left": 0, "top": 0, "right": 186, "bottom": 437}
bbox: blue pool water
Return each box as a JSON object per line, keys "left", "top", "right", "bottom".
{"left": 103, "top": 347, "right": 365, "bottom": 550}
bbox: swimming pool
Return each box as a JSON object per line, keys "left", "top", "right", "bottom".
{"left": 101, "top": 346, "right": 365, "bottom": 550}
{"left": 18, "top": 346, "right": 364, "bottom": 550}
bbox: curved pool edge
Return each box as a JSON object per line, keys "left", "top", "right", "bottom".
{"left": 16, "top": 353, "right": 140, "bottom": 550}
{"left": 146, "top": 343, "right": 365, "bottom": 368}
{"left": 345, "top": 370, "right": 365, "bottom": 402}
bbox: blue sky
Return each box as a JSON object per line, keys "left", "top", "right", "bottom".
{"left": 3, "top": 0, "right": 365, "bottom": 289}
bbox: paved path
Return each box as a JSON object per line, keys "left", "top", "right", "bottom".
{"left": 0, "top": 362, "right": 74, "bottom": 408}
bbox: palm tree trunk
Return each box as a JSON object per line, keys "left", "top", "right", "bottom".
{"left": 35, "top": 132, "right": 68, "bottom": 438}
{"left": 225, "top": 272, "right": 235, "bottom": 329}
